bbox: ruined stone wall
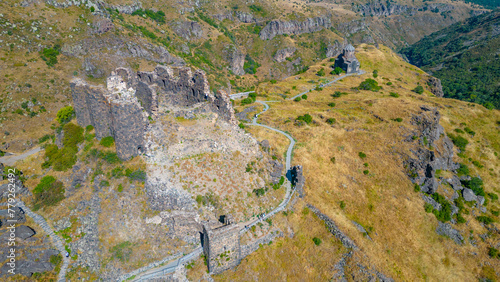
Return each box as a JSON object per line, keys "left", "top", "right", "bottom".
{"left": 110, "top": 100, "right": 146, "bottom": 160}
{"left": 71, "top": 65, "right": 238, "bottom": 160}
{"left": 203, "top": 223, "right": 240, "bottom": 274}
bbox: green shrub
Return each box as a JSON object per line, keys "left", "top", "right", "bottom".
{"left": 43, "top": 123, "right": 84, "bottom": 171}
{"left": 386, "top": 81, "right": 393, "bottom": 85}
{"left": 33, "top": 176, "right": 65, "bottom": 211}
{"left": 296, "top": 114, "right": 313, "bottom": 124}
{"left": 454, "top": 213, "right": 466, "bottom": 224}
{"left": 294, "top": 97, "right": 302, "bottom": 102}
{"left": 363, "top": 170, "right": 369, "bottom": 175}
{"left": 372, "top": 70, "right": 378, "bottom": 78}
{"left": 488, "top": 247, "right": 500, "bottom": 259}
{"left": 56, "top": 106, "right": 74, "bottom": 124}
{"left": 253, "top": 188, "right": 266, "bottom": 197}
{"left": 330, "top": 157, "right": 336, "bottom": 164}
{"left": 456, "top": 163, "right": 469, "bottom": 176}
{"left": 412, "top": 85, "right": 424, "bottom": 94}
{"left": 431, "top": 193, "right": 452, "bottom": 222}
{"left": 476, "top": 216, "right": 494, "bottom": 224}
{"left": 447, "top": 134, "right": 468, "bottom": 151}
{"left": 40, "top": 45, "right": 60, "bottom": 67}
{"left": 454, "top": 128, "right": 464, "bottom": 134}
{"left": 312, "top": 237, "right": 322, "bottom": 246}
{"left": 472, "top": 160, "right": 483, "bottom": 168}
{"left": 340, "top": 201, "right": 346, "bottom": 209}
{"left": 99, "top": 136, "right": 115, "bottom": 148}
{"left": 389, "top": 92, "right": 399, "bottom": 98}
{"left": 331, "top": 67, "right": 344, "bottom": 75}
{"left": 328, "top": 102, "right": 336, "bottom": 107}
{"left": 326, "top": 118, "right": 336, "bottom": 125}
{"left": 487, "top": 192, "right": 498, "bottom": 201}
{"left": 117, "top": 184, "right": 124, "bottom": 192}
{"left": 357, "top": 79, "right": 382, "bottom": 92}
{"left": 393, "top": 118, "right": 403, "bottom": 122}
{"left": 358, "top": 152, "right": 367, "bottom": 159}
{"left": 461, "top": 177, "right": 485, "bottom": 196}
{"left": 301, "top": 94, "right": 308, "bottom": 100}
{"left": 238, "top": 123, "right": 245, "bottom": 129}
{"left": 414, "top": 184, "right": 420, "bottom": 192}
{"left": 464, "top": 127, "right": 475, "bottom": 136}
{"left": 100, "top": 180, "right": 110, "bottom": 187}
{"left": 424, "top": 203, "right": 433, "bottom": 213}
{"left": 316, "top": 68, "right": 325, "bottom": 76}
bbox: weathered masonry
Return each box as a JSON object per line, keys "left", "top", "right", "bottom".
{"left": 202, "top": 216, "right": 241, "bottom": 274}
{"left": 71, "top": 66, "right": 236, "bottom": 160}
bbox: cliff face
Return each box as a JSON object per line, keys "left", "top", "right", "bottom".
{"left": 357, "top": 1, "right": 416, "bottom": 17}
{"left": 273, "top": 47, "right": 296, "bottom": 63}
{"left": 259, "top": 17, "right": 331, "bottom": 40}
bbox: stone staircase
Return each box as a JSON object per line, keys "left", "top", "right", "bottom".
{"left": 17, "top": 201, "right": 69, "bottom": 282}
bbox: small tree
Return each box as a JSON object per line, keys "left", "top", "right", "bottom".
{"left": 331, "top": 67, "right": 343, "bottom": 75}
{"left": 56, "top": 106, "right": 75, "bottom": 124}
{"left": 316, "top": 68, "right": 325, "bottom": 76}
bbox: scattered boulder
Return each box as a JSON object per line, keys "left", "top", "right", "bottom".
{"left": 462, "top": 188, "right": 477, "bottom": 202}
{"left": 260, "top": 140, "right": 270, "bottom": 151}
{"left": 446, "top": 175, "right": 463, "bottom": 191}
{"left": 17, "top": 225, "right": 36, "bottom": 240}
{"left": 436, "top": 221, "right": 463, "bottom": 245}
{"left": 477, "top": 196, "right": 485, "bottom": 206}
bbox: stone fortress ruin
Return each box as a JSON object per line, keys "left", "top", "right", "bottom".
{"left": 334, "top": 44, "right": 360, "bottom": 74}
{"left": 70, "top": 66, "right": 236, "bottom": 160}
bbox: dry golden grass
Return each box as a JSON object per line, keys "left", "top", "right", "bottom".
{"left": 226, "top": 44, "right": 500, "bottom": 281}
{"left": 215, "top": 201, "right": 347, "bottom": 281}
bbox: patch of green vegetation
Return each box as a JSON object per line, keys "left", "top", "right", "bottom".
{"left": 56, "top": 106, "right": 75, "bottom": 124}
{"left": 40, "top": 45, "right": 61, "bottom": 67}
{"left": 424, "top": 203, "right": 433, "bottom": 213}
{"left": 296, "top": 114, "right": 313, "bottom": 124}
{"left": 33, "top": 176, "right": 65, "bottom": 211}
{"left": 488, "top": 247, "right": 500, "bottom": 259}
{"left": 131, "top": 9, "right": 165, "bottom": 24}
{"left": 43, "top": 123, "right": 84, "bottom": 171}
{"left": 294, "top": 97, "right": 302, "bottom": 102}
{"left": 461, "top": 177, "right": 485, "bottom": 196}
{"left": 357, "top": 79, "right": 382, "bottom": 92}
{"left": 328, "top": 102, "right": 336, "bottom": 107}
{"left": 373, "top": 70, "right": 379, "bottom": 78}
{"left": 393, "top": 118, "right": 403, "bottom": 122}
{"left": 39, "top": 134, "right": 54, "bottom": 143}
{"left": 331, "top": 67, "right": 344, "bottom": 75}
{"left": 476, "top": 216, "right": 494, "bottom": 224}
{"left": 99, "top": 136, "right": 115, "bottom": 148}
{"left": 301, "top": 94, "right": 308, "bottom": 100}
{"left": 109, "top": 241, "right": 133, "bottom": 262}
{"left": 412, "top": 85, "right": 424, "bottom": 94}
{"left": 414, "top": 184, "right": 421, "bottom": 192}
{"left": 358, "top": 152, "right": 367, "bottom": 159}
{"left": 253, "top": 187, "right": 267, "bottom": 197}
{"left": 431, "top": 193, "right": 452, "bottom": 222}
{"left": 340, "top": 201, "right": 346, "bottom": 209}
{"left": 389, "top": 92, "right": 399, "bottom": 98}
{"left": 456, "top": 163, "right": 470, "bottom": 176}
{"left": 125, "top": 168, "right": 146, "bottom": 181}
{"left": 244, "top": 55, "right": 260, "bottom": 74}
{"left": 316, "top": 68, "right": 325, "bottom": 76}
{"left": 312, "top": 237, "right": 322, "bottom": 246}
{"left": 326, "top": 118, "right": 336, "bottom": 124}
{"left": 447, "top": 133, "right": 469, "bottom": 151}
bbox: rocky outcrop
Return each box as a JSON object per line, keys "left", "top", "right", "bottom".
{"left": 225, "top": 46, "right": 245, "bottom": 76}
{"left": 259, "top": 17, "right": 331, "bottom": 40}
{"left": 273, "top": 47, "right": 296, "bottom": 63}
{"left": 235, "top": 11, "right": 256, "bottom": 23}
{"left": 93, "top": 18, "right": 114, "bottom": 34}
{"left": 291, "top": 165, "right": 305, "bottom": 197}
{"left": 17, "top": 225, "right": 36, "bottom": 240}
{"left": 82, "top": 57, "right": 105, "bottom": 79}
{"left": 427, "top": 76, "right": 444, "bottom": 97}
{"left": 270, "top": 160, "right": 284, "bottom": 184}
{"left": 356, "top": 1, "right": 417, "bottom": 17}
{"left": 326, "top": 40, "right": 348, "bottom": 58}
{"left": 172, "top": 21, "right": 203, "bottom": 41}
{"left": 405, "top": 106, "right": 458, "bottom": 194}
{"left": 307, "top": 205, "right": 358, "bottom": 249}
{"left": 436, "top": 222, "right": 463, "bottom": 245}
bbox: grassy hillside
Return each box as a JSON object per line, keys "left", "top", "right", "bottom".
{"left": 402, "top": 10, "right": 500, "bottom": 109}
{"left": 212, "top": 44, "right": 500, "bottom": 281}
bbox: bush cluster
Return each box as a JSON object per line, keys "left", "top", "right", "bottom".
{"left": 357, "top": 79, "right": 382, "bottom": 92}
{"left": 296, "top": 114, "right": 313, "bottom": 124}
{"left": 33, "top": 176, "right": 65, "bottom": 211}
{"left": 43, "top": 123, "right": 84, "bottom": 171}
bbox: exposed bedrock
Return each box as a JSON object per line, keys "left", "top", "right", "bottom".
{"left": 259, "top": 16, "right": 331, "bottom": 40}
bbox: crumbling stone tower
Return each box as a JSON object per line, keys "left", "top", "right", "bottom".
{"left": 70, "top": 66, "right": 237, "bottom": 160}
{"left": 202, "top": 219, "right": 241, "bottom": 274}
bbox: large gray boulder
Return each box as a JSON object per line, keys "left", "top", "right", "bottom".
{"left": 436, "top": 221, "right": 463, "bottom": 245}
{"left": 462, "top": 188, "right": 477, "bottom": 202}
{"left": 17, "top": 225, "right": 36, "bottom": 240}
